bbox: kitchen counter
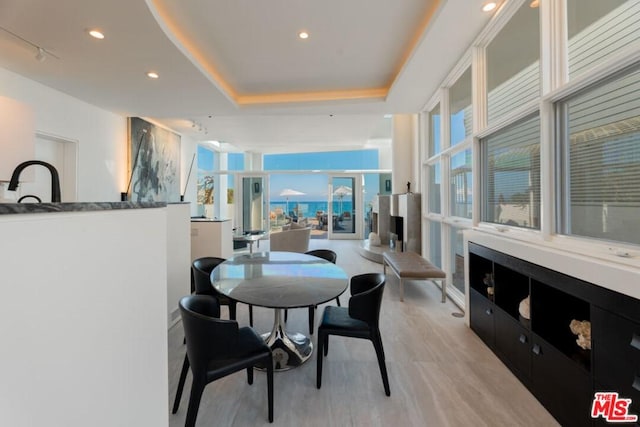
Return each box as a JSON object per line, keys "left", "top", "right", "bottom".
{"left": 0, "top": 201, "right": 167, "bottom": 215}
{"left": 190, "top": 217, "right": 230, "bottom": 222}
{"left": 0, "top": 202, "right": 174, "bottom": 427}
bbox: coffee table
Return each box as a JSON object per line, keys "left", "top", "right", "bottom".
{"left": 210, "top": 251, "right": 348, "bottom": 370}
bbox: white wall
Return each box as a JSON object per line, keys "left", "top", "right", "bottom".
{"left": 0, "top": 208, "right": 169, "bottom": 427}
{"left": 0, "top": 66, "right": 200, "bottom": 206}
{"left": 392, "top": 114, "right": 420, "bottom": 194}
{"left": 0, "top": 67, "right": 126, "bottom": 201}
{"left": 167, "top": 203, "right": 191, "bottom": 326}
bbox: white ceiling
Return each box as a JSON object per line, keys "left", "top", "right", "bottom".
{"left": 0, "top": 0, "right": 496, "bottom": 153}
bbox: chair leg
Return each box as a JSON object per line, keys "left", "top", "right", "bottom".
{"left": 372, "top": 333, "right": 391, "bottom": 396}
{"left": 172, "top": 353, "right": 190, "bottom": 414}
{"left": 229, "top": 302, "right": 237, "bottom": 320}
{"left": 308, "top": 306, "right": 315, "bottom": 335}
{"left": 335, "top": 297, "right": 341, "bottom": 307}
{"left": 185, "top": 377, "right": 206, "bottom": 427}
{"left": 316, "top": 330, "right": 325, "bottom": 389}
{"left": 249, "top": 304, "right": 254, "bottom": 327}
{"left": 267, "top": 354, "right": 274, "bottom": 423}
{"left": 323, "top": 334, "right": 329, "bottom": 356}
{"left": 247, "top": 366, "right": 254, "bottom": 385}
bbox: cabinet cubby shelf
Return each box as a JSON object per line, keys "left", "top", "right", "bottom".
{"left": 468, "top": 242, "right": 640, "bottom": 427}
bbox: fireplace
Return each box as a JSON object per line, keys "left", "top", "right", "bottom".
{"left": 389, "top": 193, "right": 421, "bottom": 254}
{"left": 390, "top": 215, "right": 404, "bottom": 249}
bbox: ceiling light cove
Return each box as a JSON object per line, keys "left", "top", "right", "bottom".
{"left": 147, "top": 71, "right": 159, "bottom": 79}
{"left": 146, "top": 0, "right": 445, "bottom": 107}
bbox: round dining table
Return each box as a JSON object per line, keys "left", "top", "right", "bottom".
{"left": 210, "top": 251, "right": 348, "bottom": 371}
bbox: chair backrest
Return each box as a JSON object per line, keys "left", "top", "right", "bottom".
{"left": 192, "top": 257, "right": 226, "bottom": 295}
{"left": 305, "top": 249, "right": 337, "bottom": 264}
{"left": 179, "top": 295, "right": 240, "bottom": 372}
{"left": 348, "top": 273, "right": 385, "bottom": 327}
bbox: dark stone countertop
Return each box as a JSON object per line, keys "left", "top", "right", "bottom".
{"left": 191, "top": 217, "right": 230, "bottom": 222}
{"left": 0, "top": 202, "right": 167, "bottom": 215}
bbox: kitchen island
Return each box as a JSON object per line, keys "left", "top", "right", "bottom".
{"left": 0, "top": 201, "right": 186, "bottom": 427}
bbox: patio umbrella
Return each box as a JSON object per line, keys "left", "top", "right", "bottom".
{"left": 333, "top": 185, "right": 352, "bottom": 214}
{"left": 279, "top": 188, "right": 305, "bottom": 214}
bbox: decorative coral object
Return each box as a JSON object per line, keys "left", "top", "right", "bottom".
{"left": 569, "top": 319, "right": 591, "bottom": 350}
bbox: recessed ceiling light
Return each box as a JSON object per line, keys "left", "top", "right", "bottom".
{"left": 88, "top": 29, "right": 105, "bottom": 39}
{"left": 529, "top": 0, "right": 539, "bottom": 7}
{"left": 482, "top": 2, "right": 497, "bottom": 12}
{"left": 298, "top": 31, "right": 309, "bottom": 40}
{"left": 147, "top": 72, "right": 159, "bottom": 79}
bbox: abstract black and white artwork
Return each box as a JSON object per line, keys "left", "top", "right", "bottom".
{"left": 127, "top": 117, "right": 181, "bottom": 202}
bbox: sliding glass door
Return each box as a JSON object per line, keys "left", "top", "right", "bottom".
{"left": 239, "top": 174, "right": 268, "bottom": 233}
{"left": 328, "top": 175, "right": 361, "bottom": 239}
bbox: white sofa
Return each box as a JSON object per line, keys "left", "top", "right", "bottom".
{"left": 269, "top": 225, "right": 311, "bottom": 253}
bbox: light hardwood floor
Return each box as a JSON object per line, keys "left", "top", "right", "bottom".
{"left": 168, "top": 240, "right": 559, "bottom": 427}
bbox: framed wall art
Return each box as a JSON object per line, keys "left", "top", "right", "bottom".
{"left": 127, "top": 117, "right": 181, "bottom": 202}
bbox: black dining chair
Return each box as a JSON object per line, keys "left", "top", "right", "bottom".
{"left": 192, "top": 257, "right": 255, "bottom": 326}
{"left": 173, "top": 256, "right": 255, "bottom": 414}
{"left": 283, "top": 249, "right": 340, "bottom": 334}
{"left": 316, "top": 273, "right": 390, "bottom": 396}
{"left": 175, "top": 295, "right": 274, "bottom": 426}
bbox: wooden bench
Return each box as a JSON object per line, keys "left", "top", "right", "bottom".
{"left": 382, "top": 251, "right": 446, "bottom": 302}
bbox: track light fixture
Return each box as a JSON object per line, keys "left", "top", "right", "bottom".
{"left": 0, "top": 25, "right": 59, "bottom": 62}
{"left": 188, "top": 119, "right": 209, "bottom": 136}
{"left": 35, "top": 47, "right": 46, "bottom": 62}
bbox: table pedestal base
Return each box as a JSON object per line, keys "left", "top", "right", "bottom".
{"left": 256, "top": 308, "right": 312, "bottom": 371}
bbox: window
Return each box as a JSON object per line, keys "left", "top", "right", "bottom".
{"left": 558, "top": 65, "right": 640, "bottom": 245}
{"left": 567, "top": 0, "right": 640, "bottom": 80}
{"left": 450, "top": 149, "right": 472, "bottom": 219}
{"left": 428, "top": 220, "right": 442, "bottom": 269}
{"left": 429, "top": 103, "right": 441, "bottom": 156}
{"left": 482, "top": 114, "right": 540, "bottom": 229}
{"left": 449, "top": 67, "right": 473, "bottom": 147}
{"left": 449, "top": 225, "right": 465, "bottom": 294}
{"left": 486, "top": 1, "right": 539, "bottom": 125}
{"left": 428, "top": 162, "right": 441, "bottom": 214}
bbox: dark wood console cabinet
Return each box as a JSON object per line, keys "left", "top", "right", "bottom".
{"left": 469, "top": 242, "right": 640, "bottom": 427}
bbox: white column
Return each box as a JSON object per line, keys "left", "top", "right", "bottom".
{"left": 392, "top": 114, "right": 419, "bottom": 194}
{"left": 246, "top": 151, "right": 263, "bottom": 171}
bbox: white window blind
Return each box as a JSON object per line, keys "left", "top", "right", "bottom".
{"left": 488, "top": 62, "right": 540, "bottom": 125}
{"left": 561, "top": 66, "right": 640, "bottom": 244}
{"left": 569, "top": 1, "right": 640, "bottom": 79}
{"left": 482, "top": 114, "right": 540, "bottom": 229}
